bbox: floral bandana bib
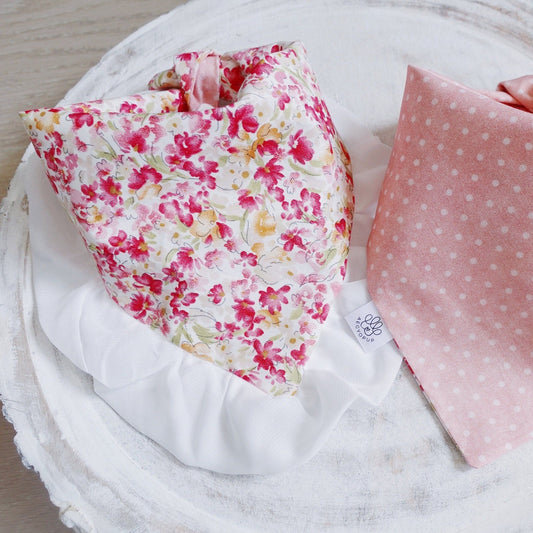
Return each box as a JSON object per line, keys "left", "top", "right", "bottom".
{"left": 20, "top": 42, "right": 354, "bottom": 396}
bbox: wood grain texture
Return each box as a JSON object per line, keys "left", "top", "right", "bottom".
{"left": 0, "top": 2, "right": 186, "bottom": 532}
{"left": 0, "top": 0, "right": 186, "bottom": 203}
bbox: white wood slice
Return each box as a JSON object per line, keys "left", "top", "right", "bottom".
{"left": 1, "top": 1, "right": 532, "bottom": 531}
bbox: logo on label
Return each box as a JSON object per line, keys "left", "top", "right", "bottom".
{"left": 357, "top": 313, "right": 383, "bottom": 340}
{"left": 344, "top": 300, "right": 394, "bottom": 353}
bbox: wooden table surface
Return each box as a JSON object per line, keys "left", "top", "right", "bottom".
{"left": 0, "top": 2, "right": 185, "bottom": 531}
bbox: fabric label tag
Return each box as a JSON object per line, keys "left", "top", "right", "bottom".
{"left": 344, "top": 300, "right": 394, "bottom": 353}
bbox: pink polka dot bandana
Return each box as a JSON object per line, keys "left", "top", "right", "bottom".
{"left": 367, "top": 66, "right": 533, "bottom": 467}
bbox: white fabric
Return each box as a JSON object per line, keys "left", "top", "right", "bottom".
{"left": 24, "top": 103, "right": 402, "bottom": 474}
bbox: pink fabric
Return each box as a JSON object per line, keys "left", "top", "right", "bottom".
{"left": 367, "top": 66, "right": 533, "bottom": 467}
{"left": 494, "top": 75, "right": 533, "bottom": 113}
{"left": 185, "top": 53, "right": 220, "bottom": 110}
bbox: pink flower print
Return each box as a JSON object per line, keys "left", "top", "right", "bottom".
{"left": 230, "top": 368, "right": 261, "bottom": 386}
{"left": 305, "top": 97, "right": 335, "bottom": 136}
{"left": 136, "top": 204, "right": 153, "bottom": 225}
{"left": 93, "top": 243, "right": 119, "bottom": 274}
{"left": 252, "top": 339, "right": 282, "bottom": 371}
{"left": 74, "top": 136, "right": 88, "bottom": 152}
{"left": 126, "top": 235, "right": 150, "bottom": 262}
{"left": 316, "top": 283, "right": 327, "bottom": 294}
{"left": 298, "top": 316, "right": 314, "bottom": 335}
{"left": 215, "top": 321, "right": 236, "bottom": 333}
{"left": 245, "top": 55, "right": 275, "bottom": 77}
{"left": 214, "top": 134, "right": 233, "bottom": 152}
{"left": 115, "top": 125, "right": 151, "bottom": 154}
{"left": 50, "top": 131, "right": 63, "bottom": 150}
{"left": 237, "top": 189, "right": 262, "bottom": 211}
{"left": 303, "top": 189, "right": 322, "bottom": 217}
{"left": 310, "top": 300, "right": 330, "bottom": 323}
{"left": 172, "top": 308, "right": 190, "bottom": 321}
{"left": 133, "top": 273, "right": 163, "bottom": 295}
{"left": 243, "top": 325, "right": 265, "bottom": 339}
{"left": 240, "top": 251, "right": 258, "bottom": 267}
{"left": 178, "top": 205, "right": 195, "bottom": 228}
{"left": 224, "top": 239, "right": 237, "bottom": 252}
{"left": 281, "top": 228, "right": 305, "bottom": 251}
{"left": 256, "top": 138, "right": 281, "bottom": 158}
{"left": 156, "top": 311, "right": 171, "bottom": 337}
{"left": 68, "top": 111, "right": 94, "bottom": 129}
{"left": 177, "top": 72, "right": 194, "bottom": 97}
{"left": 158, "top": 199, "right": 194, "bottom": 227}
{"left": 227, "top": 105, "right": 259, "bottom": 138}
{"left": 108, "top": 229, "right": 129, "bottom": 253}
{"left": 96, "top": 160, "right": 112, "bottom": 179}
{"left": 174, "top": 246, "right": 195, "bottom": 270}
{"left": 114, "top": 277, "right": 129, "bottom": 293}
{"left": 170, "top": 280, "right": 199, "bottom": 313}
{"left": 81, "top": 182, "right": 98, "bottom": 203}
{"left": 204, "top": 249, "right": 224, "bottom": 269}
{"left": 173, "top": 131, "right": 203, "bottom": 158}
{"left": 335, "top": 218, "right": 348, "bottom": 238}
{"left": 188, "top": 112, "right": 212, "bottom": 136}
{"left": 339, "top": 261, "right": 347, "bottom": 278}
{"left": 147, "top": 117, "right": 167, "bottom": 143}
{"left": 223, "top": 65, "right": 245, "bottom": 94}
{"left": 128, "top": 165, "right": 162, "bottom": 190}
{"left": 272, "top": 86, "right": 291, "bottom": 111}
{"left": 44, "top": 148, "right": 59, "bottom": 173}
{"left": 232, "top": 298, "right": 256, "bottom": 326}
{"left": 161, "top": 260, "right": 182, "bottom": 283}
{"left": 269, "top": 43, "right": 284, "bottom": 54}
{"left": 216, "top": 221, "right": 233, "bottom": 240}
{"left": 98, "top": 176, "right": 122, "bottom": 207}
{"left": 269, "top": 366, "right": 286, "bottom": 383}
{"left": 208, "top": 283, "right": 225, "bottom": 304}
{"left": 231, "top": 277, "right": 251, "bottom": 300}
{"left": 259, "top": 285, "right": 290, "bottom": 314}
{"left": 289, "top": 188, "right": 322, "bottom": 220}
{"left": 186, "top": 193, "right": 204, "bottom": 215}
{"left": 119, "top": 101, "right": 142, "bottom": 113}
{"left": 290, "top": 343, "right": 308, "bottom": 366}
{"left": 181, "top": 159, "right": 218, "bottom": 190}
{"left": 274, "top": 70, "right": 287, "bottom": 83}
{"left": 254, "top": 158, "right": 284, "bottom": 191}
{"left": 270, "top": 186, "right": 285, "bottom": 203}
{"left": 215, "top": 320, "right": 240, "bottom": 341}
{"left": 288, "top": 129, "right": 314, "bottom": 164}
{"left": 128, "top": 293, "right": 154, "bottom": 320}
{"left": 210, "top": 107, "right": 224, "bottom": 122}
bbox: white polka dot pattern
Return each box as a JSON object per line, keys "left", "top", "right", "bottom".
{"left": 367, "top": 66, "right": 533, "bottom": 468}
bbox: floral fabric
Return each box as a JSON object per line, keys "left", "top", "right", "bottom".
{"left": 20, "top": 42, "right": 354, "bottom": 396}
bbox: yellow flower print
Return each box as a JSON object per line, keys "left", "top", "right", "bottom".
{"left": 137, "top": 182, "right": 162, "bottom": 200}
{"left": 33, "top": 111, "right": 60, "bottom": 133}
{"left": 228, "top": 123, "right": 282, "bottom": 165}
{"left": 190, "top": 208, "right": 217, "bottom": 238}
{"left": 181, "top": 342, "right": 213, "bottom": 363}
{"left": 253, "top": 123, "right": 282, "bottom": 153}
{"left": 253, "top": 209, "right": 277, "bottom": 237}
{"left": 86, "top": 205, "right": 107, "bottom": 225}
